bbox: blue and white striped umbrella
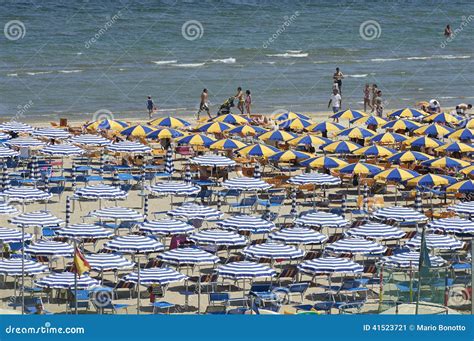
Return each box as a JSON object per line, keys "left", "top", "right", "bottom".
{"left": 242, "top": 243, "right": 304, "bottom": 260}
{"left": 405, "top": 234, "right": 464, "bottom": 250}
{"left": 184, "top": 162, "right": 192, "bottom": 184}
{"left": 0, "top": 147, "right": 19, "bottom": 158}
{"left": 371, "top": 206, "right": 428, "bottom": 223}
{"left": 448, "top": 201, "right": 474, "bottom": 215}
{"left": 0, "top": 259, "right": 48, "bottom": 276}
{"left": 0, "top": 121, "right": 33, "bottom": 133}
{"left": 33, "top": 128, "right": 71, "bottom": 139}
{"left": 165, "top": 147, "right": 174, "bottom": 174}
{"left": 0, "top": 227, "right": 32, "bottom": 243}
{"left": 269, "top": 227, "right": 328, "bottom": 245}
{"left": 168, "top": 203, "right": 223, "bottom": 220}
{"left": 189, "top": 229, "right": 247, "bottom": 246}
{"left": 139, "top": 219, "right": 194, "bottom": 235}
{"left": 56, "top": 223, "right": 113, "bottom": 239}
{"left": 222, "top": 177, "right": 272, "bottom": 191}
{"left": 85, "top": 253, "right": 134, "bottom": 272}
{"left": 69, "top": 134, "right": 111, "bottom": 146}
{"left": 148, "top": 182, "right": 200, "bottom": 196}
{"left": 2, "top": 187, "right": 52, "bottom": 202}
{"left": 414, "top": 188, "right": 423, "bottom": 212}
{"left": 253, "top": 162, "right": 261, "bottom": 179}
{"left": 10, "top": 210, "right": 64, "bottom": 227}
{"left": 35, "top": 272, "right": 100, "bottom": 289}
{"left": 107, "top": 141, "right": 151, "bottom": 154}
{"left": 288, "top": 172, "right": 341, "bottom": 185}
{"left": 381, "top": 251, "right": 446, "bottom": 268}
{"left": 29, "top": 155, "right": 40, "bottom": 183}
{"left": 345, "top": 222, "right": 406, "bottom": 240}
{"left": 74, "top": 184, "right": 127, "bottom": 200}
{"left": 217, "top": 261, "right": 276, "bottom": 280}
{"left": 123, "top": 267, "right": 187, "bottom": 285}
{"left": 427, "top": 218, "right": 474, "bottom": 234}
{"left": 0, "top": 164, "right": 9, "bottom": 191}
{"left": 216, "top": 215, "right": 276, "bottom": 233}
{"left": 0, "top": 133, "right": 11, "bottom": 140}
{"left": 191, "top": 155, "right": 236, "bottom": 167}
{"left": 25, "top": 240, "right": 74, "bottom": 257}
{"left": 40, "top": 144, "right": 84, "bottom": 156}
{"left": 295, "top": 211, "right": 350, "bottom": 228}
{"left": 5, "top": 137, "right": 45, "bottom": 148}
{"left": 158, "top": 247, "right": 220, "bottom": 265}
{"left": 89, "top": 206, "right": 144, "bottom": 221}
{"left": 298, "top": 257, "right": 363, "bottom": 274}
{"left": 0, "top": 202, "right": 19, "bottom": 215}
{"left": 103, "top": 235, "right": 164, "bottom": 254}
{"left": 325, "top": 238, "right": 386, "bottom": 254}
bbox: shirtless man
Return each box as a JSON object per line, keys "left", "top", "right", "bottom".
{"left": 235, "top": 87, "right": 244, "bottom": 115}
{"left": 197, "top": 88, "right": 211, "bottom": 120}
{"left": 333, "top": 67, "right": 344, "bottom": 95}
{"left": 456, "top": 103, "right": 472, "bottom": 118}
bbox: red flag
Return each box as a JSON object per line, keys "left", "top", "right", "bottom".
{"left": 71, "top": 247, "right": 90, "bottom": 277}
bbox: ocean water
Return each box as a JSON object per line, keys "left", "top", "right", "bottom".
{"left": 1, "top": 0, "right": 473, "bottom": 121}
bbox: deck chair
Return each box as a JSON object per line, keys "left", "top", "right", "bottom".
{"left": 229, "top": 196, "right": 257, "bottom": 213}
{"left": 273, "top": 282, "right": 310, "bottom": 303}
{"left": 257, "top": 195, "right": 285, "bottom": 210}
{"left": 206, "top": 292, "right": 229, "bottom": 314}
{"left": 68, "top": 290, "right": 90, "bottom": 312}
{"left": 275, "top": 266, "right": 298, "bottom": 285}
{"left": 113, "top": 280, "right": 135, "bottom": 300}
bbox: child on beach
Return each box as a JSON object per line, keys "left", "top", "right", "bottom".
{"left": 328, "top": 89, "right": 342, "bottom": 114}
{"left": 235, "top": 87, "right": 244, "bottom": 115}
{"left": 197, "top": 88, "right": 212, "bottom": 120}
{"left": 147, "top": 96, "right": 156, "bottom": 119}
{"left": 245, "top": 90, "right": 252, "bottom": 116}
{"left": 363, "top": 84, "right": 372, "bottom": 112}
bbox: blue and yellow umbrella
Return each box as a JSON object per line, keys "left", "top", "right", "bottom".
{"left": 350, "top": 115, "right": 387, "bottom": 126}
{"left": 403, "top": 136, "right": 444, "bottom": 149}
{"left": 274, "top": 111, "right": 310, "bottom": 121}
{"left": 374, "top": 167, "right": 419, "bottom": 182}
{"left": 446, "top": 128, "right": 474, "bottom": 141}
{"left": 146, "top": 127, "right": 185, "bottom": 139}
{"left": 460, "top": 165, "right": 474, "bottom": 177}
{"left": 467, "top": 119, "right": 474, "bottom": 129}
{"left": 435, "top": 142, "right": 474, "bottom": 153}
{"left": 237, "top": 143, "right": 280, "bottom": 158}
{"left": 258, "top": 130, "right": 298, "bottom": 142}
{"left": 227, "top": 125, "right": 268, "bottom": 136}
{"left": 86, "top": 119, "right": 128, "bottom": 131}
{"left": 422, "top": 156, "right": 470, "bottom": 169}
{"left": 120, "top": 124, "right": 156, "bottom": 137}
{"left": 213, "top": 114, "right": 250, "bottom": 125}
{"left": 446, "top": 180, "right": 474, "bottom": 193}
{"left": 336, "top": 127, "right": 376, "bottom": 139}
{"left": 406, "top": 173, "right": 457, "bottom": 187}
{"left": 423, "top": 112, "right": 459, "bottom": 124}
{"left": 198, "top": 121, "right": 235, "bottom": 134}
{"left": 413, "top": 123, "right": 453, "bottom": 137}
{"left": 387, "top": 151, "right": 433, "bottom": 164}
{"left": 337, "top": 162, "right": 384, "bottom": 176}
{"left": 353, "top": 145, "right": 396, "bottom": 157}
{"left": 288, "top": 134, "right": 332, "bottom": 146}
{"left": 381, "top": 119, "right": 422, "bottom": 131}
{"left": 307, "top": 121, "right": 344, "bottom": 134}
{"left": 279, "top": 118, "right": 313, "bottom": 131}
{"left": 300, "top": 156, "right": 348, "bottom": 169}
{"left": 268, "top": 150, "right": 313, "bottom": 163}
{"left": 369, "top": 132, "right": 408, "bottom": 144}
{"left": 322, "top": 140, "right": 362, "bottom": 153}
{"left": 331, "top": 109, "right": 367, "bottom": 120}
{"left": 176, "top": 133, "right": 215, "bottom": 147}
{"left": 388, "top": 108, "right": 428, "bottom": 119}
{"left": 209, "top": 138, "right": 247, "bottom": 151}
{"left": 149, "top": 116, "right": 190, "bottom": 128}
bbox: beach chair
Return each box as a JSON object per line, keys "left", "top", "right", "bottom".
{"left": 68, "top": 290, "right": 90, "bottom": 312}
{"left": 97, "top": 302, "right": 130, "bottom": 314}
{"left": 206, "top": 292, "right": 230, "bottom": 314}
{"left": 41, "top": 227, "right": 56, "bottom": 239}
{"left": 112, "top": 280, "right": 135, "bottom": 300}
{"left": 257, "top": 195, "right": 285, "bottom": 210}
{"left": 152, "top": 301, "right": 175, "bottom": 314}
{"left": 248, "top": 283, "right": 280, "bottom": 312}
{"left": 229, "top": 196, "right": 257, "bottom": 213}
{"left": 275, "top": 266, "right": 298, "bottom": 285}
{"left": 273, "top": 282, "right": 310, "bottom": 304}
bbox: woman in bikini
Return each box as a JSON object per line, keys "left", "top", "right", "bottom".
{"left": 235, "top": 87, "right": 244, "bottom": 115}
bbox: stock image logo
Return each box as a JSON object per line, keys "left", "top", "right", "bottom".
{"left": 4, "top": 20, "right": 26, "bottom": 41}
{"left": 359, "top": 20, "right": 381, "bottom": 41}
{"left": 181, "top": 20, "right": 204, "bottom": 41}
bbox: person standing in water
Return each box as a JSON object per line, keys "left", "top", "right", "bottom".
{"left": 444, "top": 24, "right": 452, "bottom": 37}
{"left": 374, "top": 90, "right": 384, "bottom": 117}
{"left": 333, "top": 67, "right": 344, "bottom": 95}
{"left": 363, "top": 84, "right": 372, "bottom": 112}
{"left": 197, "top": 88, "right": 212, "bottom": 120}
{"left": 245, "top": 90, "right": 252, "bottom": 116}
{"left": 147, "top": 96, "right": 155, "bottom": 119}
{"left": 235, "top": 87, "right": 244, "bottom": 115}
{"left": 370, "top": 84, "right": 378, "bottom": 113}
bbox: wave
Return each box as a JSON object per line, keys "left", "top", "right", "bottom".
{"left": 437, "top": 55, "right": 470, "bottom": 59}
{"left": 26, "top": 71, "right": 53, "bottom": 76}
{"left": 174, "top": 63, "right": 205, "bottom": 68}
{"left": 7, "top": 73, "right": 18, "bottom": 77}
{"left": 370, "top": 58, "right": 402, "bottom": 62}
{"left": 267, "top": 52, "right": 308, "bottom": 58}
{"left": 211, "top": 58, "right": 236, "bottom": 64}
{"left": 371, "top": 55, "right": 470, "bottom": 63}
{"left": 58, "top": 69, "right": 83, "bottom": 73}
{"left": 152, "top": 60, "right": 178, "bottom": 65}
{"left": 347, "top": 74, "right": 368, "bottom": 78}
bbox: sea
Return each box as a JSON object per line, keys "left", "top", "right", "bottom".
{"left": 1, "top": 0, "right": 473, "bottom": 121}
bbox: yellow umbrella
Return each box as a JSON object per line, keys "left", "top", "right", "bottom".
{"left": 435, "top": 142, "right": 474, "bottom": 153}
{"left": 406, "top": 174, "right": 456, "bottom": 187}
{"left": 288, "top": 134, "right": 332, "bottom": 146}
{"left": 209, "top": 138, "right": 247, "bottom": 150}
{"left": 258, "top": 130, "right": 298, "bottom": 142}
{"left": 460, "top": 165, "right": 474, "bottom": 176}
{"left": 374, "top": 167, "right": 419, "bottom": 182}
{"left": 353, "top": 145, "right": 395, "bottom": 158}
{"left": 467, "top": 119, "right": 474, "bottom": 129}
{"left": 300, "top": 156, "right": 347, "bottom": 169}
{"left": 423, "top": 112, "right": 459, "bottom": 124}
{"left": 351, "top": 115, "right": 387, "bottom": 126}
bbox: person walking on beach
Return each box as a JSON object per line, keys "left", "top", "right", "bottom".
{"left": 444, "top": 24, "right": 452, "bottom": 37}
{"left": 363, "top": 84, "right": 372, "bottom": 112}
{"left": 370, "top": 84, "right": 378, "bottom": 113}
{"left": 245, "top": 90, "right": 252, "bottom": 116}
{"left": 147, "top": 96, "right": 156, "bottom": 119}
{"left": 374, "top": 90, "right": 384, "bottom": 117}
{"left": 235, "top": 87, "right": 244, "bottom": 115}
{"left": 328, "top": 88, "right": 342, "bottom": 115}
{"left": 197, "top": 88, "right": 212, "bottom": 120}
{"left": 333, "top": 67, "right": 344, "bottom": 95}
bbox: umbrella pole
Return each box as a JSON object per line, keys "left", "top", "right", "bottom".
{"left": 21, "top": 224, "right": 25, "bottom": 315}
{"left": 137, "top": 258, "right": 140, "bottom": 315}
{"left": 197, "top": 276, "right": 201, "bottom": 315}
{"left": 74, "top": 239, "right": 78, "bottom": 315}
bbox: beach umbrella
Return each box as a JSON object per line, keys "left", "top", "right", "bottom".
{"left": 139, "top": 219, "right": 194, "bottom": 236}
{"left": 103, "top": 235, "right": 164, "bottom": 254}
{"left": 149, "top": 116, "right": 190, "bottom": 128}
{"left": 446, "top": 128, "right": 474, "bottom": 141}
{"left": 300, "top": 156, "right": 347, "bottom": 169}
{"left": 468, "top": 119, "right": 474, "bottom": 129}
{"left": 403, "top": 136, "right": 444, "bottom": 149}
{"left": 29, "top": 155, "right": 40, "bottom": 184}
{"left": 222, "top": 177, "right": 272, "bottom": 191}
{"left": 427, "top": 218, "right": 474, "bottom": 234}
{"left": 189, "top": 229, "right": 247, "bottom": 246}
{"left": 146, "top": 127, "right": 184, "bottom": 139}
{"left": 298, "top": 257, "right": 363, "bottom": 274}
{"left": 307, "top": 121, "right": 344, "bottom": 134}
{"left": 435, "top": 142, "right": 474, "bottom": 153}
{"left": 0, "top": 164, "right": 10, "bottom": 191}
{"left": 353, "top": 145, "right": 396, "bottom": 157}
{"left": 325, "top": 237, "right": 386, "bottom": 254}
{"left": 268, "top": 227, "right": 328, "bottom": 245}
{"left": 337, "top": 162, "right": 384, "bottom": 176}
{"left": 0, "top": 121, "right": 33, "bottom": 133}
{"left": 415, "top": 188, "right": 423, "bottom": 212}
{"left": 85, "top": 254, "right": 134, "bottom": 272}
{"left": 55, "top": 223, "right": 113, "bottom": 240}
{"left": 274, "top": 111, "right": 310, "bottom": 121}
{"left": 107, "top": 141, "right": 151, "bottom": 154}
{"left": 86, "top": 119, "right": 128, "bottom": 131}
{"left": 350, "top": 115, "right": 387, "bottom": 126}
{"left": 197, "top": 121, "right": 235, "bottom": 134}
{"left": 288, "top": 172, "right": 341, "bottom": 185}
{"left": 74, "top": 184, "right": 127, "bottom": 201}
{"left": 257, "top": 130, "right": 298, "bottom": 143}
{"left": 184, "top": 162, "right": 192, "bottom": 184}
{"left": 158, "top": 248, "right": 220, "bottom": 265}
{"left": 213, "top": 113, "right": 250, "bottom": 125}
{"left": 25, "top": 240, "right": 73, "bottom": 257}
{"left": 405, "top": 234, "right": 464, "bottom": 250}
{"left": 69, "top": 134, "right": 111, "bottom": 146}
{"left": 149, "top": 182, "right": 200, "bottom": 196}
{"left": 388, "top": 108, "right": 428, "bottom": 119}
{"left": 164, "top": 147, "right": 174, "bottom": 175}
{"left": 341, "top": 195, "right": 347, "bottom": 218}
{"left": 387, "top": 151, "right": 433, "bottom": 164}
{"left": 40, "top": 144, "right": 84, "bottom": 156}
{"left": 89, "top": 206, "right": 144, "bottom": 221}
{"left": 424, "top": 112, "right": 459, "bottom": 124}
{"left": 371, "top": 206, "right": 428, "bottom": 223}
{"left": 177, "top": 133, "right": 216, "bottom": 147}
{"left": 242, "top": 243, "right": 304, "bottom": 260}
{"left": 0, "top": 227, "right": 32, "bottom": 243}
{"left": 413, "top": 123, "right": 453, "bottom": 137}
{"left": 237, "top": 143, "right": 280, "bottom": 158}
{"left": 381, "top": 119, "right": 422, "bottom": 131}
{"left": 226, "top": 125, "right": 268, "bottom": 136}
{"left": 0, "top": 132, "right": 11, "bottom": 140}
{"left": 288, "top": 134, "right": 332, "bottom": 147}
{"left": 217, "top": 215, "right": 276, "bottom": 233}
{"left": 381, "top": 251, "right": 445, "bottom": 268}
{"left": 369, "top": 132, "right": 408, "bottom": 145}
{"left": 35, "top": 272, "right": 100, "bottom": 289}
{"left": 446, "top": 180, "right": 474, "bottom": 193}
{"left": 448, "top": 201, "right": 474, "bottom": 216}
{"left": 374, "top": 167, "right": 419, "bottom": 182}
{"left": 191, "top": 154, "right": 236, "bottom": 167}
{"left": 6, "top": 137, "right": 45, "bottom": 148}
{"left": 345, "top": 222, "right": 405, "bottom": 240}
{"left": 209, "top": 138, "right": 247, "bottom": 151}
{"left": 120, "top": 124, "right": 156, "bottom": 138}
{"left": 290, "top": 187, "right": 297, "bottom": 216}
{"left": 321, "top": 140, "right": 361, "bottom": 154}
{"left": 253, "top": 162, "right": 261, "bottom": 179}
{"left": 32, "top": 128, "right": 71, "bottom": 140}
{"left": 295, "top": 211, "right": 349, "bottom": 228}
{"left": 422, "top": 156, "right": 470, "bottom": 169}
{"left": 0, "top": 147, "right": 19, "bottom": 158}
{"left": 1, "top": 187, "right": 52, "bottom": 203}
{"left": 10, "top": 210, "right": 64, "bottom": 228}
{"left": 168, "top": 203, "right": 223, "bottom": 220}
{"left": 143, "top": 194, "right": 149, "bottom": 221}
{"left": 336, "top": 127, "right": 376, "bottom": 139}
{"left": 0, "top": 259, "right": 48, "bottom": 276}
{"left": 278, "top": 118, "right": 313, "bottom": 131}
{"left": 362, "top": 183, "right": 369, "bottom": 211}
{"left": 268, "top": 150, "right": 313, "bottom": 163}
{"left": 217, "top": 261, "right": 276, "bottom": 280}
{"left": 331, "top": 109, "right": 367, "bottom": 121}
{"left": 123, "top": 267, "right": 187, "bottom": 285}
{"left": 460, "top": 165, "right": 474, "bottom": 177}
{"left": 406, "top": 173, "right": 457, "bottom": 187}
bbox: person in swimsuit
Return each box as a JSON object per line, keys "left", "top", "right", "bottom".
{"left": 235, "top": 87, "right": 244, "bottom": 115}
{"left": 146, "top": 96, "right": 155, "bottom": 119}
{"left": 197, "top": 88, "right": 211, "bottom": 120}
{"left": 245, "top": 90, "right": 252, "bottom": 116}
{"left": 444, "top": 24, "right": 452, "bottom": 37}
{"left": 363, "top": 84, "right": 372, "bottom": 112}
{"left": 333, "top": 67, "right": 344, "bottom": 95}
{"left": 370, "top": 84, "right": 378, "bottom": 113}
